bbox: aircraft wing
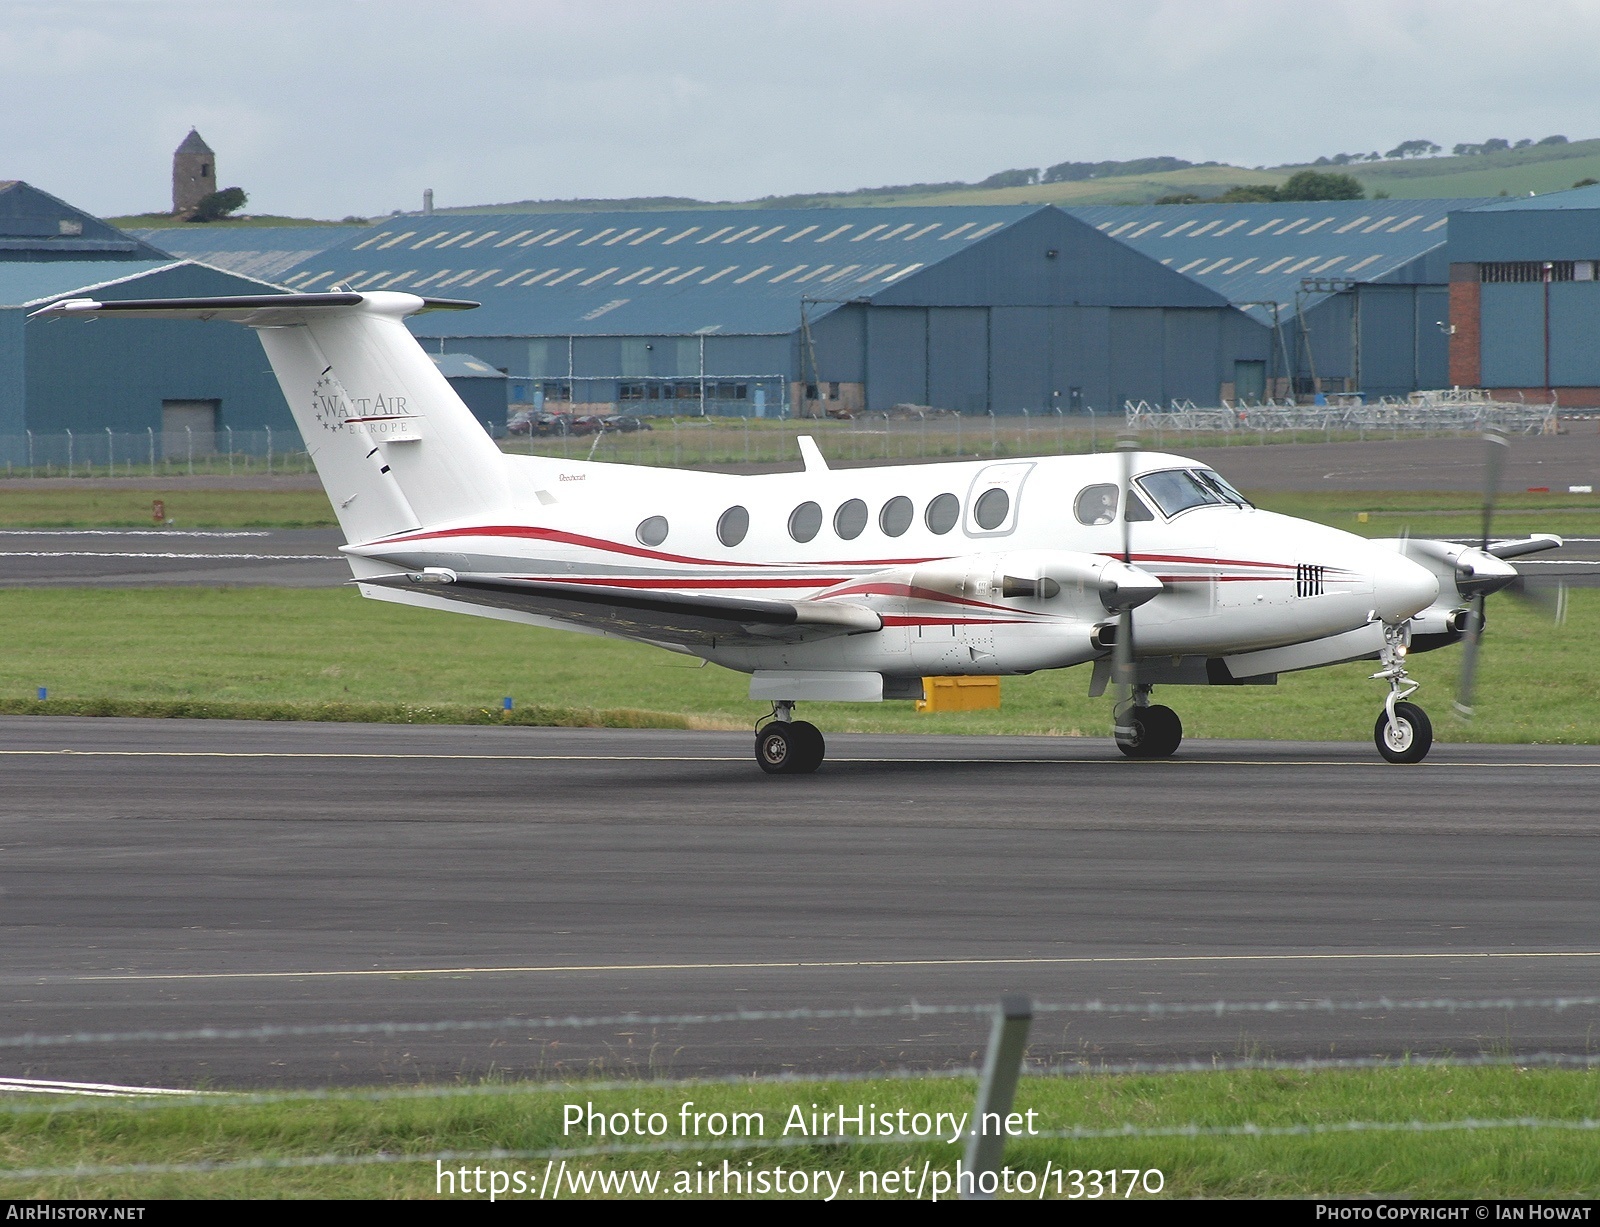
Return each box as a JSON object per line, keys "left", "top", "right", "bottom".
{"left": 361, "top": 571, "right": 882, "bottom": 646}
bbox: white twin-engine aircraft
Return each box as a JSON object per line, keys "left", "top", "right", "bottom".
{"left": 35, "top": 291, "right": 1561, "bottom": 774}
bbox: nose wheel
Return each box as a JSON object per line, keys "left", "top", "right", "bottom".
{"left": 755, "top": 703, "right": 826, "bottom": 775}
{"left": 1370, "top": 621, "right": 1433, "bottom": 764}
{"left": 1114, "top": 694, "right": 1183, "bottom": 759}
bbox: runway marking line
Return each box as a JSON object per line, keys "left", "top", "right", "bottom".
{"left": 0, "top": 749, "right": 1596, "bottom": 769}
{"left": 29, "top": 950, "right": 1600, "bottom": 985}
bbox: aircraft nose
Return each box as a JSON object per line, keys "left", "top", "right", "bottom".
{"left": 1372, "top": 548, "right": 1440, "bottom": 622}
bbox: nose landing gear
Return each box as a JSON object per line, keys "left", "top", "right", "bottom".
{"left": 1114, "top": 687, "right": 1184, "bottom": 759}
{"left": 755, "top": 702, "right": 826, "bottom": 775}
{"left": 1371, "top": 621, "right": 1433, "bottom": 764}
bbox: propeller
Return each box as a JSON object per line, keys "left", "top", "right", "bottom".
{"left": 1452, "top": 430, "right": 1506, "bottom": 719}
{"left": 1111, "top": 436, "right": 1138, "bottom": 738}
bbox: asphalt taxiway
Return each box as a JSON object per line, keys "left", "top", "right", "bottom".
{"left": 2, "top": 718, "right": 1596, "bottom": 1088}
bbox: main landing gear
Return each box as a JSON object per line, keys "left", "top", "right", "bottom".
{"left": 755, "top": 702, "right": 826, "bottom": 775}
{"left": 1371, "top": 620, "right": 1433, "bottom": 764}
{"left": 1114, "top": 687, "right": 1184, "bottom": 760}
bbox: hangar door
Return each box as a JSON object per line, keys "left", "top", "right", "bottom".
{"left": 927, "top": 308, "right": 988, "bottom": 413}
{"left": 162, "top": 399, "right": 219, "bottom": 459}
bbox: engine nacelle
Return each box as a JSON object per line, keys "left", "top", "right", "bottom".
{"left": 886, "top": 548, "right": 1163, "bottom": 617}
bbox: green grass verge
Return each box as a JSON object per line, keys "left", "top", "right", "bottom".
{"left": 2, "top": 1069, "right": 1596, "bottom": 1198}
{"left": 2, "top": 586, "right": 1595, "bottom": 742}
{"left": 0, "top": 488, "right": 336, "bottom": 529}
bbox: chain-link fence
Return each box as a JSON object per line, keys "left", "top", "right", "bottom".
{"left": 0, "top": 427, "right": 314, "bottom": 477}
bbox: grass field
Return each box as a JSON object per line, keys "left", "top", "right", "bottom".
{"left": 1, "top": 584, "right": 1593, "bottom": 743}
{"left": 2, "top": 1068, "right": 1596, "bottom": 1198}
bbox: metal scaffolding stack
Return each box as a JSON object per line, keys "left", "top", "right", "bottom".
{"left": 1125, "top": 388, "right": 1560, "bottom": 436}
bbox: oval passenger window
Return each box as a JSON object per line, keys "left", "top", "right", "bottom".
{"left": 834, "top": 498, "right": 868, "bottom": 540}
{"left": 1074, "top": 484, "right": 1119, "bottom": 526}
{"left": 974, "top": 487, "right": 1011, "bottom": 530}
{"left": 788, "top": 501, "right": 822, "bottom": 542}
{"left": 635, "top": 515, "right": 669, "bottom": 546}
{"left": 925, "top": 492, "right": 959, "bottom": 535}
{"left": 717, "top": 505, "right": 749, "bottom": 547}
{"left": 879, "top": 495, "right": 913, "bottom": 537}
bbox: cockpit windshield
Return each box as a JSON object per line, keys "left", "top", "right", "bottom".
{"left": 1135, "top": 469, "right": 1221, "bottom": 517}
{"left": 1193, "top": 468, "right": 1252, "bottom": 507}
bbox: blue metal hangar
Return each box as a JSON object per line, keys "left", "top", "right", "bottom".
{"left": 1070, "top": 198, "right": 1494, "bottom": 402}
{"left": 0, "top": 181, "right": 293, "bottom": 459}
{"left": 1447, "top": 184, "right": 1600, "bottom": 406}
{"left": 274, "top": 204, "right": 1267, "bottom": 419}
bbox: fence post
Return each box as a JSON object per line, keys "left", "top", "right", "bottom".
{"left": 989, "top": 410, "right": 997, "bottom": 457}
{"left": 961, "top": 994, "right": 1034, "bottom": 1200}
{"left": 148, "top": 426, "right": 155, "bottom": 476}
{"left": 1054, "top": 406, "right": 1064, "bottom": 454}
{"left": 226, "top": 425, "right": 234, "bottom": 475}
{"left": 107, "top": 427, "right": 114, "bottom": 477}
{"left": 66, "top": 428, "right": 73, "bottom": 478}
{"left": 27, "top": 429, "right": 33, "bottom": 471}
{"left": 186, "top": 425, "right": 194, "bottom": 476}
{"left": 266, "top": 426, "right": 273, "bottom": 474}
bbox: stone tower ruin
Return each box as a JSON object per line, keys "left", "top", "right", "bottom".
{"left": 172, "top": 129, "right": 216, "bottom": 215}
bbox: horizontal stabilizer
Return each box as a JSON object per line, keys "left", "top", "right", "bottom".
{"left": 361, "top": 572, "right": 882, "bottom": 646}
{"left": 28, "top": 292, "right": 478, "bottom": 323}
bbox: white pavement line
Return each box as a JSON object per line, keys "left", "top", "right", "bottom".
{"left": 28, "top": 949, "right": 1600, "bottom": 984}
{"left": 0, "top": 1077, "right": 200, "bottom": 1097}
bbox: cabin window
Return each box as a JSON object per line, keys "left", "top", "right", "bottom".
{"left": 973, "top": 488, "right": 1010, "bottom": 531}
{"left": 1136, "top": 469, "right": 1221, "bottom": 518}
{"left": 925, "top": 493, "right": 959, "bottom": 534}
{"left": 879, "top": 495, "right": 913, "bottom": 537}
{"left": 717, "top": 505, "right": 749, "bottom": 547}
{"left": 1074, "top": 484, "right": 1119, "bottom": 526}
{"left": 833, "top": 498, "right": 868, "bottom": 540}
{"left": 788, "top": 501, "right": 822, "bottom": 542}
{"left": 635, "top": 515, "right": 669, "bottom": 546}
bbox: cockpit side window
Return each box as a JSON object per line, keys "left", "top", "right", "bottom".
{"left": 1074, "top": 483, "right": 1119, "bottom": 526}
{"left": 1125, "top": 490, "right": 1156, "bottom": 521}
{"left": 1136, "top": 469, "right": 1221, "bottom": 518}
{"left": 1194, "top": 468, "right": 1252, "bottom": 507}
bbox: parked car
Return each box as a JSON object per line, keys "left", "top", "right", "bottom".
{"left": 600, "top": 414, "right": 654, "bottom": 433}
{"left": 569, "top": 415, "right": 608, "bottom": 435}
{"left": 532, "top": 412, "right": 575, "bottom": 436}
{"left": 506, "top": 408, "right": 536, "bottom": 435}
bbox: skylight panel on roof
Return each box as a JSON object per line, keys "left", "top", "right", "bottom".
{"left": 748, "top": 225, "right": 784, "bottom": 243}
{"left": 380, "top": 270, "right": 418, "bottom": 287}
{"left": 629, "top": 227, "right": 666, "bottom": 244}
{"left": 613, "top": 267, "right": 651, "bottom": 285}
{"left": 436, "top": 270, "right": 477, "bottom": 287}
{"left": 331, "top": 271, "right": 367, "bottom": 287}
{"left": 351, "top": 232, "right": 391, "bottom": 251}
{"left": 518, "top": 228, "right": 558, "bottom": 246}
{"left": 638, "top": 267, "right": 678, "bottom": 284}
{"left": 1282, "top": 257, "right": 1320, "bottom": 274}
{"left": 1309, "top": 257, "right": 1346, "bottom": 273}
{"left": 966, "top": 223, "right": 1004, "bottom": 240}
{"left": 1333, "top": 216, "right": 1371, "bottom": 234}
{"left": 463, "top": 269, "right": 502, "bottom": 286}
{"left": 769, "top": 265, "right": 807, "bottom": 282}
{"left": 1198, "top": 257, "right": 1233, "bottom": 275}
{"left": 1211, "top": 220, "right": 1248, "bottom": 237}
{"left": 1255, "top": 256, "right": 1293, "bottom": 274}
{"left": 1161, "top": 258, "right": 1173, "bottom": 265}
{"left": 495, "top": 230, "right": 534, "bottom": 247}
{"left": 733, "top": 265, "right": 773, "bottom": 283}
{"left": 1189, "top": 220, "right": 1223, "bottom": 237}
{"left": 903, "top": 223, "right": 940, "bottom": 241}
{"left": 662, "top": 227, "right": 699, "bottom": 244}
{"left": 1345, "top": 254, "right": 1384, "bottom": 273}
{"left": 1274, "top": 218, "right": 1311, "bottom": 235}
{"left": 938, "top": 222, "right": 975, "bottom": 240}
{"left": 1097, "top": 222, "right": 1114, "bottom": 231}
{"left": 1299, "top": 218, "right": 1333, "bottom": 235}
{"left": 1423, "top": 218, "right": 1449, "bottom": 232}
{"left": 545, "top": 229, "right": 582, "bottom": 246}
{"left": 496, "top": 269, "right": 534, "bottom": 286}
{"left": 375, "top": 231, "right": 417, "bottom": 249}
{"left": 700, "top": 266, "right": 738, "bottom": 283}
{"left": 857, "top": 263, "right": 897, "bottom": 280}
{"left": 696, "top": 226, "right": 735, "bottom": 244}
{"left": 577, "top": 229, "right": 615, "bottom": 246}
{"left": 412, "top": 269, "right": 449, "bottom": 287}
{"left": 281, "top": 271, "right": 319, "bottom": 285}
{"left": 578, "top": 267, "right": 618, "bottom": 285}
{"left": 663, "top": 267, "right": 703, "bottom": 284}
{"left": 882, "top": 263, "right": 923, "bottom": 281}
{"left": 351, "top": 271, "right": 390, "bottom": 288}
{"left": 1361, "top": 216, "right": 1398, "bottom": 233}
{"left": 604, "top": 228, "right": 641, "bottom": 245}
{"left": 435, "top": 232, "right": 475, "bottom": 249}
{"left": 411, "top": 232, "right": 451, "bottom": 249}
{"left": 816, "top": 225, "right": 853, "bottom": 242}
{"left": 522, "top": 269, "right": 558, "bottom": 285}
{"left": 1222, "top": 258, "right": 1257, "bottom": 274}
{"left": 782, "top": 225, "right": 818, "bottom": 243}
{"left": 851, "top": 224, "right": 889, "bottom": 242}
{"left": 1129, "top": 221, "right": 1165, "bottom": 238}
{"left": 1388, "top": 215, "right": 1424, "bottom": 232}
{"left": 795, "top": 265, "right": 834, "bottom": 282}
{"left": 545, "top": 268, "right": 584, "bottom": 286}
{"left": 876, "top": 223, "right": 915, "bottom": 241}
{"left": 822, "top": 264, "right": 862, "bottom": 281}
{"left": 1162, "top": 220, "right": 1197, "bottom": 238}
{"left": 1177, "top": 258, "right": 1206, "bottom": 273}
{"left": 1246, "top": 218, "right": 1285, "bottom": 235}
{"left": 1107, "top": 222, "right": 1139, "bottom": 237}
{"left": 292, "top": 272, "right": 335, "bottom": 288}
{"left": 721, "top": 226, "right": 760, "bottom": 243}
{"left": 460, "top": 231, "right": 499, "bottom": 248}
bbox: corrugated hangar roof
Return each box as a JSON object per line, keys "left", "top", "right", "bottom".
{"left": 1070, "top": 198, "right": 1495, "bottom": 320}
{"left": 1464, "top": 182, "right": 1600, "bottom": 212}
{"left": 273, "top": 206, "right": 1040, "bottom": 336}
{"left": 0, "top": 181, "right": 167, "bottom": 259}
{"left": 429, "top": 352, "right": 505, "bottom": 379}
{"left": 130, "top": 225, "right": 356, "bottom": 281}
{"left": 0, "top": 259, "right": 177, "bottom": 308}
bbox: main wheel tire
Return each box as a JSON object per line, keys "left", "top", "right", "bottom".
{"left": 1374, "top": 701, "right": 1433, "bottom": 764}
{"left": 788, "top": 720, "right": 826, "bottom": 773}
{"left": 1115, "top": 704, "right": 1183, "bottom": 760}
{"left": 756, "top": 721, "right": 797, "bottom": 774}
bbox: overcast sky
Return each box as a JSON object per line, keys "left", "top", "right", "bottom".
{"left": 3, "top": 0, "right": 1597, "bottom": 219}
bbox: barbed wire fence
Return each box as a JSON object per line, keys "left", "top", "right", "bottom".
{"left": 3, "top": 990, "right": 1599, "bottom": 1197}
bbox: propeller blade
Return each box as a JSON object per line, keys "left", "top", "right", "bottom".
{"left": 1452, "top": 594, "right": 1485, "bottom": 720}
{"left": 1508, "top": 575, "right": 1570, "bottom": 626}
{"left": 1480, "top": 428, "right": 1508, "bottom": 550}
{"left": 1112, "top": 437, "right": 1137, "bottom": 722}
